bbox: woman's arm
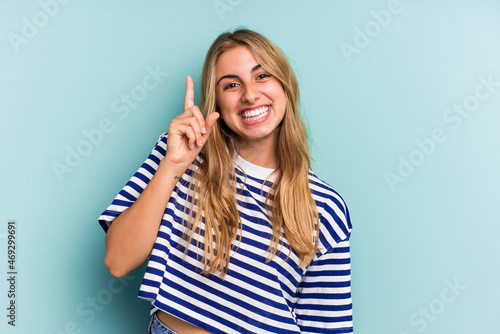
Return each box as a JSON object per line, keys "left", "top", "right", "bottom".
{"left": 104, "top": 76, "right": 219, "bottom": 278}
{"left": 104, "top": 158, "right": 188, "bottom": 278}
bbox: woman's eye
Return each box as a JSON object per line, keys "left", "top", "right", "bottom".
{"left": 257, "top": 73, "right": 270, "bottom": 80}
{"left": 224, "top": 83, "right": 237, "bottom": 90}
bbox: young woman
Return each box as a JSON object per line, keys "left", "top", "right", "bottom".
{"left": 98, "top": 29, "right": 352, "bottom": 334}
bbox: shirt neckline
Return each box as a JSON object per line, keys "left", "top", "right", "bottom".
{"left": 234, "top": 154, "right": 277, "bottom": 183}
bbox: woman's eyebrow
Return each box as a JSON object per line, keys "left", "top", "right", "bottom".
{"left": 250, "top": 64, "right": 262, "bottom": 73}
{"left": 216, "top": 64, "right": 262, "bottom": 85}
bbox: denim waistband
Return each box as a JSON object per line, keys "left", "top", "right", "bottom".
{"left": 148, "top": 312, "right": 179, "bottom": 334}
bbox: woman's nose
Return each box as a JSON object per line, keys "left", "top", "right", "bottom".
{"left": 241, "top": 83, "right": 260, "bottom": 103}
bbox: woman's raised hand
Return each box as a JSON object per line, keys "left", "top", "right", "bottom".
{"left": 105, "top": 75, "right": 219, "bottom": 278}
{"left": 164, "top": 76, "right": 220, "bottom": 168}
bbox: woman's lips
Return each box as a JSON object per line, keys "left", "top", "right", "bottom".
{"left": 239, "top": 105, "right": 270, "bottom": 124}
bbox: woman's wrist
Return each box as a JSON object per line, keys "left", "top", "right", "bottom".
{"left": 157, "top": 157, "right": 191, "bottom": 180}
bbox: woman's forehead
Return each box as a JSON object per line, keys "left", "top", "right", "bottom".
{"left": 215, "top": 46, "right": 259, "bottom": 75}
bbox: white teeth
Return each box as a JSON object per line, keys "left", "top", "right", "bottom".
{"left": 241, "top": 106, "right": 269, "bottom": 121}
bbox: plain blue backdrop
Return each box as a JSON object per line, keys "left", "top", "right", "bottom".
{"left": 1, "top": 1, "right": 499, "bottom": 333}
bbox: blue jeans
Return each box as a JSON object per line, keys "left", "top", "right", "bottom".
{"left": 149, "top": 312, "right": 179, "bottom": 334}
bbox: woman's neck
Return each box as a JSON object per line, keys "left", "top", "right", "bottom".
{"left": 236, "top": 133, "right": 278, "bottom": 169}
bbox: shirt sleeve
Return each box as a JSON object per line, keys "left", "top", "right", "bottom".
{"left": 97, "top": 132, "right": 168, "bottom": 233}
{"left": 293, "top": 195, "right": 353, "bottom": 334}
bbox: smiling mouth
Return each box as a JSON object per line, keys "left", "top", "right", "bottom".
{"left": 240, "top": 106, "right": 269, "bottom": 122}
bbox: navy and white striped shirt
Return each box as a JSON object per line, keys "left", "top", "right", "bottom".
{"left": 98, "top": 132, "right": 353, "bottom": 333}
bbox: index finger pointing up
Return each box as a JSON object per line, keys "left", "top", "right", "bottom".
{"left": 184, "top": 75, "right": 194, "bottom": 110}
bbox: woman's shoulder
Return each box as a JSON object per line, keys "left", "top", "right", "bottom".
{"left": 156, "top": 131, "right": 169, "bottom": 145}
{"left": 146, "top": 131, "right": 168, "bottom": 157}
{"left": 307, "top": 170, "right": 349, "bottom": 212}
{"left": 307, "top": 169, "right": 352, "bottom": 243}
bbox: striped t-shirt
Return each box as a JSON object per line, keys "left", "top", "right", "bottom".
{"left": 98, "top": 132, "right": 353, "bottom": 334}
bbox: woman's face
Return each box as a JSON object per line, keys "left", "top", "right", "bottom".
{"left": 215, "top": 45, "right": 287, "bottom": 147}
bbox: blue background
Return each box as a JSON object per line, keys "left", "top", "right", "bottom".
{"left": 1, "top": 0, "right": 499, "bottom": 333}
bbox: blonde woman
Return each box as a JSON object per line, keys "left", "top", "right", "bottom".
{"left": 98, "top": 29, "right": 352, "bottom": 334}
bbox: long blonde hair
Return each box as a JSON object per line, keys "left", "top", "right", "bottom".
{"left": 184, "top": 28, "right": 319, "bottom": 276}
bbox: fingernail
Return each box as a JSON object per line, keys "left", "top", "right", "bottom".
{"left": 202, "top": 127, "right": 206, "bottom": 134}
{"left": 198, "top": 139, "right": 203, "bottom": 146}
